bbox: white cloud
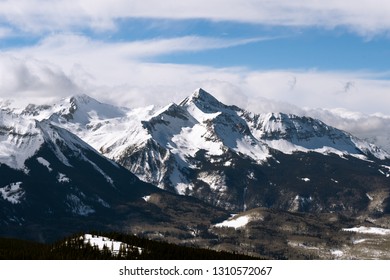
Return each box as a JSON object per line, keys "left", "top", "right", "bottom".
{"left": 1, "top": 0, "right": 390, "bottom": 36}
{"left": 5, "top": 34, "right": 269, "bottom": 84}
{"left": 241, "top": 70, "right": 390, "bottom": 115}
{"left": 0, "top": 54, "right": 80, "bottom": 105}
{"left": 1, "top": 32, "right": 389, "bottom": 151}
{"left": 2, "top": 34, "right": 390, "bottom": 114}
{"left": 306, "top": 108, "right": 390, "bottom": 152}
{"left": 41, "top": 34, "right": 268, "bottom": 59}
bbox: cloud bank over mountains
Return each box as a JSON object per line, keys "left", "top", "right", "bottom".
{"left": 1, "top": 1, "right": 389, "bottom": 151}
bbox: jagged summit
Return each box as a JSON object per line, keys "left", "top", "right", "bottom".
{"left": 190, "top": 88, "right": 219, "bottom": 103}
{"left": 179, "top": 88, "right": 230, "bottom": 113}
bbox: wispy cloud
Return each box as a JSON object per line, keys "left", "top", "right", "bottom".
{"left": 12, "top": 33, "right": 270, "bottom": 60}
{"left": 1, "top": 1, "right": 390, "bottom": 36}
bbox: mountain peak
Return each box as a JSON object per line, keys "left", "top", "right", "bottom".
{"left": 68, "top": 94, "right": 100, "bottom": 106}
{"left": 192, "top": 88, "right": 217, "bottom": 100}
{"left": 56, "top": 94, "right": 127, "bottom": 125}
{"left": 179, "top": 88, "right": 228, "bottom": 113}
{"left": 190, "top": 88, "right": 221, "bottom": 104}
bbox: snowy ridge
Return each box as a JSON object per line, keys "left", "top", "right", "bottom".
{"left": 243, "top": 111, "right": 390, "bottom": 160}
{"left": 17, "top": 89, "right": 389, "bottom": 166}
{"left": 5, "top": 89, "right": 390, "bottom": 165}
{"left": 22, "top": 94, "right": 127, "bottom": 124}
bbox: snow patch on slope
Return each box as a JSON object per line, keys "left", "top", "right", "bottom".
{"left": 198, "top": 171, "right": 227, "bottom": 192}
{"left": 331, "top": 249, "right": 344, "bottom": 258}
{"left": 214, "top": 215, "right": 251, "bottom": 229}
{"left": 66, "top": 194, "right": 95, "bottom": 216}
{"left": 184, "top": 101, "right": 222, "bottom": 123}
{"left": 37, "top": 157, "right": 52, "bottom": 172}
{"left": 343, "top": 226, "right": 390, "bottom": 235}
{"left": 0, "top": 182, "right": 24, "bottom": 204}
{"left": 214, "top": 212, "right": 263, "bottom": 229}
{"left": 171, "top": 124, "right": 224, "bottom": 158}
{"left": 235, "top": 136, "right": 269, "bottom": 162}
{"left": 57, "top": 173, "right": 70, "bottom": 183}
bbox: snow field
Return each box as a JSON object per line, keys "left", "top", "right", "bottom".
{"left": 82, "top": 234, "right": 143, "bottom": 255}
{"left": 214, "top": 215, "right": 251, "bottom": 229}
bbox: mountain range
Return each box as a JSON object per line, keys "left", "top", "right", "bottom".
{"left": 1, "top": 88, "right": 390, "bottom": 258}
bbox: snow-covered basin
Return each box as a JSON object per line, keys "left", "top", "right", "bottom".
{"left": 343, "top": 226, "right": 390, "bottom": 235}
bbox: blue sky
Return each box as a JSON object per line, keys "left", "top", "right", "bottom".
{"left": 156, "top": 28, "right": 390, "bottom": 71}
{"left": 3, "top": 17, "right": 389, "bottom": 72}
{"left": 110, "top": 19, "right": 390, "bottom": 71}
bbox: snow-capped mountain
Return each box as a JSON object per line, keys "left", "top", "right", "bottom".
{"left": 242, "top": 111, "right": 388, "bottom": 160}
{"left": 0, "top": 109, "right": 164, "bottom": 241}
{"left": 2, "top": 89, "right": 390, "bottom": 259}
{"left": 11, "top": 88, "right": 389, "bottom": 215}
{"left": 1, "top": 105, "right": 236, "bottom": 243}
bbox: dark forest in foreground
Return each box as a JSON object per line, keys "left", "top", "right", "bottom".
{"left": 0, "top": 231, "right": 259, "bottom": 260}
